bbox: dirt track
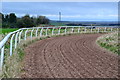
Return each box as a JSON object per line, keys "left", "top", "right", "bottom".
{"left": 22, "top": 34, "right": 118, "bottom": 78}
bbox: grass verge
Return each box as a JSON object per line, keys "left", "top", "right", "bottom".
{"left": 97, "top": 32, "right": 119, "bottom": 54}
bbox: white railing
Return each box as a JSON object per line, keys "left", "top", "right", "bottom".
{"left": 0, "top": 26, "right": 118, "bottom": 71}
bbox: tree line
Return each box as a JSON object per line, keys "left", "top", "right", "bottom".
{"left": 0, "top": 13, "right": 50, "bottom": 28}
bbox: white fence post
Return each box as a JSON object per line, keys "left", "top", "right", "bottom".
{"left": 24, "top": 29, "right": 28, "bottom": 40}
{"left": 40, "top": 28, "right": 43, "bottom": 37}
{"left": 104, "top": 27, "right": 106, "bottom": 32}
{"left": 97, "top": 27, "right": 100, "bottom": 33}
{"left": 111, "top": 27, "right": 113, "bottom": 32}
{"left": 15, "top": 32, "right": 19, "bottom": 49}
{"left": 0, "top": 46, "right": 4, "bottom": 70}
{"left": 91, "top": 27, "right": 92, "bottom": 33}
{"left": 19, "top": 30, "right": 23, "bottom": 43}
{"left": 84, "top": 27, "right": 86, "bottom": 33}
{"left": 52, "top": 27, "right": 55, "bottom": 35}
{"left": 65, "top": 27, "right": 67, "bottom": 34}
{"left": 46, "top": 28, "right": 48, "bottom": 36}
{"left": 72, "top": 27, "right": 74, "bottom": 33}
{"left": 58, "top": 27, "right": 61, "bottom": 35}
{"left": 36, "top": 28, "right": 39, "bottom": 37}
{"left": 78, "top": 27, "right": 80, "bottom": 33}
{"left": 10, "top": 34, "right": 15, "bottom": 56}
{"left": 31, "top": 28, "right": 34, "bottom": 40}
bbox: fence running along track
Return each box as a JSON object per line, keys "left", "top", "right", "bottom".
{"left": 0, "top": 26, "right": 118, "bottom": 71}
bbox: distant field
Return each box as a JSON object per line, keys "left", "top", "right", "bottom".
{"left": 0, "top": 28, "right": 18, "bottom": 34}
{"left": 50, "top": 21, "right": 66, "bottom": 26}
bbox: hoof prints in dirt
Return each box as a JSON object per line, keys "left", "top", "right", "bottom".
{"left": 22, "top": 34, "right": 118, "bottom": 78}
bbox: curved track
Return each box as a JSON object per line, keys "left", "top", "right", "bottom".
{"left": 22, "top": 34, "right": 118, "bottom": 78}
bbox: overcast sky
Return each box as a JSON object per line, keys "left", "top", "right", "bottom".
{"left": 2, "top": 2, "right": 118, "bottom": 21}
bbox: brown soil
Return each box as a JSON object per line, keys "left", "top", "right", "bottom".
{"left": 21, "top": 34, "right": 118, "bottom": 78}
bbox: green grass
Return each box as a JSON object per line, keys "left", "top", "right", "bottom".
{"left": 97, "top": 32, "right": 119, "bottom": 54}
{"left": 0, "top": 28, "right": 18, "bottom": 34}
{"left": 0, "top": 28, "right": 18, "bottom": 41}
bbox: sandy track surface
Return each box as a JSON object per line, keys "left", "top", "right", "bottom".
{"left": 22, "top": 34, "right": 118, "bottom": 78}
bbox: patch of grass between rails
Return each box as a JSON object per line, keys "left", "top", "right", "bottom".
{"left": 96, "top": 32, "right": 119, "bottom": 54}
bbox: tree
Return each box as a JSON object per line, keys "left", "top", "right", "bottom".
{"left": 21, "top": 14, "right": 35, "bottom": 27}
{"left": 9, "top": 13, "right": 17, "bottom": 23}
{"left": 0, "top": 13, "right": 2, "bottom": 23}
{"left": 16, "top": 19, "right": 24, "bottom": 28}
{"left": 44, "top": 17, "right": 49, "bottom": 24}
{"left": 31, "top": 17, "right": 36, "bottom": 26}
{"left": 1, "top": 13, "right": 50, "bottom": 28}
{"left": 0, "top": 13, "right": 5, "bottom": 22}
{"left": 36, "top": 16, "right": 49, "bottom": 25}
{"left": 5, "top": 14, "right": 9, "bottom": 23}
{"left": 36, "top": 16, "right": 43, "bottom": 25}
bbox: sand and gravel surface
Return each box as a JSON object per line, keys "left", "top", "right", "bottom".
{"left": 22, "top": 34, "right": 118, "bottom": 78}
